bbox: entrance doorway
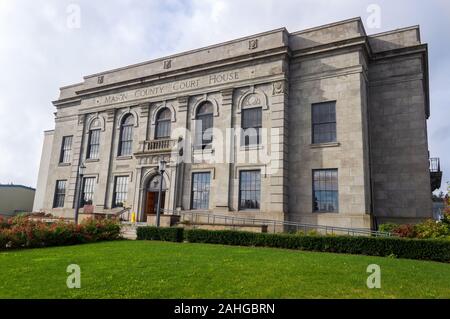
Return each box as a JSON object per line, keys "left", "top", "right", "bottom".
{"left": 145, "top": 191, "right": 166, "bottom": 215}
{"left": 144, "top": 174, "right": 167, "bottom": 216}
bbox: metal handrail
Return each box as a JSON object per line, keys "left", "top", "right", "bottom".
{"left": 165, "top": 209, "right": 394, "bottom": 237}
{"left": 116, "top": 207, "right": 131, "bottom": 222}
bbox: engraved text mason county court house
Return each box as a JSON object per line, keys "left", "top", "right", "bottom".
{"left": 33, "top": 18, "right": 442, "bottom": 230}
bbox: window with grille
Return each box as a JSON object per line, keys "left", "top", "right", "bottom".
{"left": 195, "top": 102, "right": 214, "bottom": 149}
{"left": 59, "top": 136, "right": 73, "bottom": 163}
{"left": 113, "top": 176, "right": 129, "bottom": 208}
{"left": 239, "top": 170, "right": 261, "bottom": 210}
{"left": 312, "top": 101, "right": 337, "bottom": 144}
{"left": 155, "top": 108, "right": 171, "bottom": 139}
{"left": 53, "top": 180, "right": 66, "bottom": 208}
{"left": 119, "top": 115, "right": 133, "bottom": 156}
{"left": 81, "top": 177, "right": 95, "bottom": 207}
{"left": 191, "top": 172, "right": 211, "bottom": 210}
{"left": 87, "top": 129, "right": 100, "bottom": 159}
{"left": 242, "top": 107, "right": 262, "bottom": 146}
{"left": 312, "top": 169, "right": 338, "bottom": 213}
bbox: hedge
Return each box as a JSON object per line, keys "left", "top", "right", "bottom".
{"left": 184, "top": 229, "right": 450, "bottom": 263}
{"left": 136, "top": 226, "right": 184, "bottom": 242}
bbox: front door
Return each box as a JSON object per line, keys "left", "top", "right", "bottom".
{"left": 145, "top": 191, "right": 165, "bottom": 215}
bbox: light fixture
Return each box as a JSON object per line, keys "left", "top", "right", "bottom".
{"left": 78, "top": 162, "right": 86, "bottom": 176}
{"left": 159, "top": 160, "right": 167, "bottom": 173}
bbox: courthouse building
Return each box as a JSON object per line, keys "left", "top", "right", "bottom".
{"left": 34, "top": 18, "right": 441, "bottom": 229}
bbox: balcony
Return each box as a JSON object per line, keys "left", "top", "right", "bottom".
{"left": 135, "top": 139, "right": 177, "bottom": 156}
{"left": 430, "top": 158, "right": 443, "bottom": 191}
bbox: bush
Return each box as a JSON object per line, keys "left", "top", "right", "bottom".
{"left": 380, "top": 218, "right": 450, "bottom": 240}
{"left": 136, "top": 226, "right": 184, "bottom": 242}
{"left": 0, "top": 216, "right": 11, "bottom": 230}
{"left": 184, "top": 229, "right": 450, "bottom": 262}
{"left": 392, "top": 224, "right": 417, "bottom": 238}
{"left": 378, "top": 223, "right": 398, "bottom": 233}
{"left": 415, "top": 220, "right": 450, "bottom": 239}
{"left": 0, "top": 217, "right": 121, "bottom": 251}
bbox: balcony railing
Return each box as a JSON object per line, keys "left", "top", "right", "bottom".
{"left": 430, "top": 157, "right": 443, "bottom": 191}
{"left": 430, "top": 158, "right": 441, "bottom": 173}
{"left": 135, "top": 139, "right": 177, "bottom": 155}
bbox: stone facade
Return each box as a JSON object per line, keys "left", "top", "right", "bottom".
{"left": 34, "top": 18, "right": 434, "bottom": 229}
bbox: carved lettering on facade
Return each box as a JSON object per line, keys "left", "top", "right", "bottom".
{"left": 163, "top": 59, "right": 172, "bottom": 69}
{"left": 249, "top": 39, "right": 258, "bottom": 50}
{"left": 93, "top": 71, "right": 242, "bottom": 107}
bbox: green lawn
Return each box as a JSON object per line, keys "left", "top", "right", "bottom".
{"left": 0, "top": 240, "right": 449, "bottom": 299}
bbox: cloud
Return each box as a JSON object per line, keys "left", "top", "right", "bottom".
{"left": 0, "top": 0, "right": 449, "bottom": 194}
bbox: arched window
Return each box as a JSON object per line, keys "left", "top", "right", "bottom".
{"left": 118, "top": 114, "right": 134, "bottom": 156}
{"left": 195, "top": 102, "right": 214, "bottom": 149}
{"left": 155, "top": 108, "right": 171, "bottom": 139}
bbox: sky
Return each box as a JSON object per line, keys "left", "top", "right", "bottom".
{"left": 0, "top": 0, "right": 449, "bottom": 193}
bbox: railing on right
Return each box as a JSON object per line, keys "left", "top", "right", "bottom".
{"left": 430, "top": 157, "right": 443, "bottom": 191}
{"left": 167, "top": 210, "right": 395, "bottom": 237}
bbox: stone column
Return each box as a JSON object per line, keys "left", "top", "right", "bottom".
{"left": 129, "top": 103, "right": 150, "bottom": 215}
{"left": 214, "top": 88, "right": 234, "bottom": 212}
{"left": 173, "top": 96, "right": 189, "bottom": 210}
{"left": 270, "top": 80, "right": 289, "bottom": 219}
{"left": 97, "top": 109, "right": 116, "bottom": 209}
{"left": 66, "top": 114, "right": 86, "bottom": 209}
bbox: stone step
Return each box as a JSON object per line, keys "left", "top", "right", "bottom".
{"left": 121, "top": 225, "right": 138, "bottom": 240}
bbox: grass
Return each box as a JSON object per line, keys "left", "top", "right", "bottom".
{"left": 0, "top": 240, "right": 449, "bottom": 299}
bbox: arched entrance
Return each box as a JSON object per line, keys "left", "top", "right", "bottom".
{"left": 144, "top": 174, "right": 168, "bottom": 216}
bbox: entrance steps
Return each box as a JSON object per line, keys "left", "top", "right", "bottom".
{"left": 120, "top": 223, "right": 146, "bottom": 240}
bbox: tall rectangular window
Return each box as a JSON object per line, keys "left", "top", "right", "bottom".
{"left": 59, "top": 136, "right": 73, "bottom": 163}
{"left": 87, "top": 129, "right": 100, "bottom": 159}
{"left": 191, "top": 172, "right": 211, "bottom": 210}
{"left": 242, "top": 107, "right": 262, "bottom": 146}
{"left": 119, "top": 125, "right": 133, "bottom": 156}
{"left": 312, "top": 101, "right": 336, "bottom": 144}
{"left": 53, "top": 180, "right": 66, "bottom": 208}
{"left": 313, "top": 169, "right": 338, "bottom": 213}
{"left": 239, "top": 170, "right": 261, "bottom": 210}
{"left": 113, "top": 176, "right": 129, "bottom": 208}
{"left": 81, "top": 177, "right": 95, "bottom": 207}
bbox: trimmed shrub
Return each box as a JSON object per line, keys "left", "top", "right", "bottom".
{"left": 184, "top": 229, "right": 450, "bottom": 262}
{"left": 136, "top": 226, "right": 184, "bottom": 242}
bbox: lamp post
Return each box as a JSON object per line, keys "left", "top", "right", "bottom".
{"left": 74, "top": 162, "right": 86, "bottom": 225}
{"left": 156, "top": 159, "right": 167, "bottom": 227}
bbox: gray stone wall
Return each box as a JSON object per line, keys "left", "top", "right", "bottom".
{"left": 368, "top": 53, "right": 432, "bottom": 224}
{"left": 288, "top": 48, "right": 372, "bottom": 229}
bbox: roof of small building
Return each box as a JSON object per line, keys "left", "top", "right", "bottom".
{"left": 0, "top": 184, "right": 36, "bottom": 191}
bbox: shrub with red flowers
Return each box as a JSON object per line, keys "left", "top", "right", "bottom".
{"left": 0, "top": 217, "right": 121, "bottom": 251}
{"left": 392, "top": 224, "right": 417, "bottom": 238}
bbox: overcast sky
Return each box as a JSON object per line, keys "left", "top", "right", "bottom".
{"left": 0, "top": 0, "right": 449, "bottom": 193}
